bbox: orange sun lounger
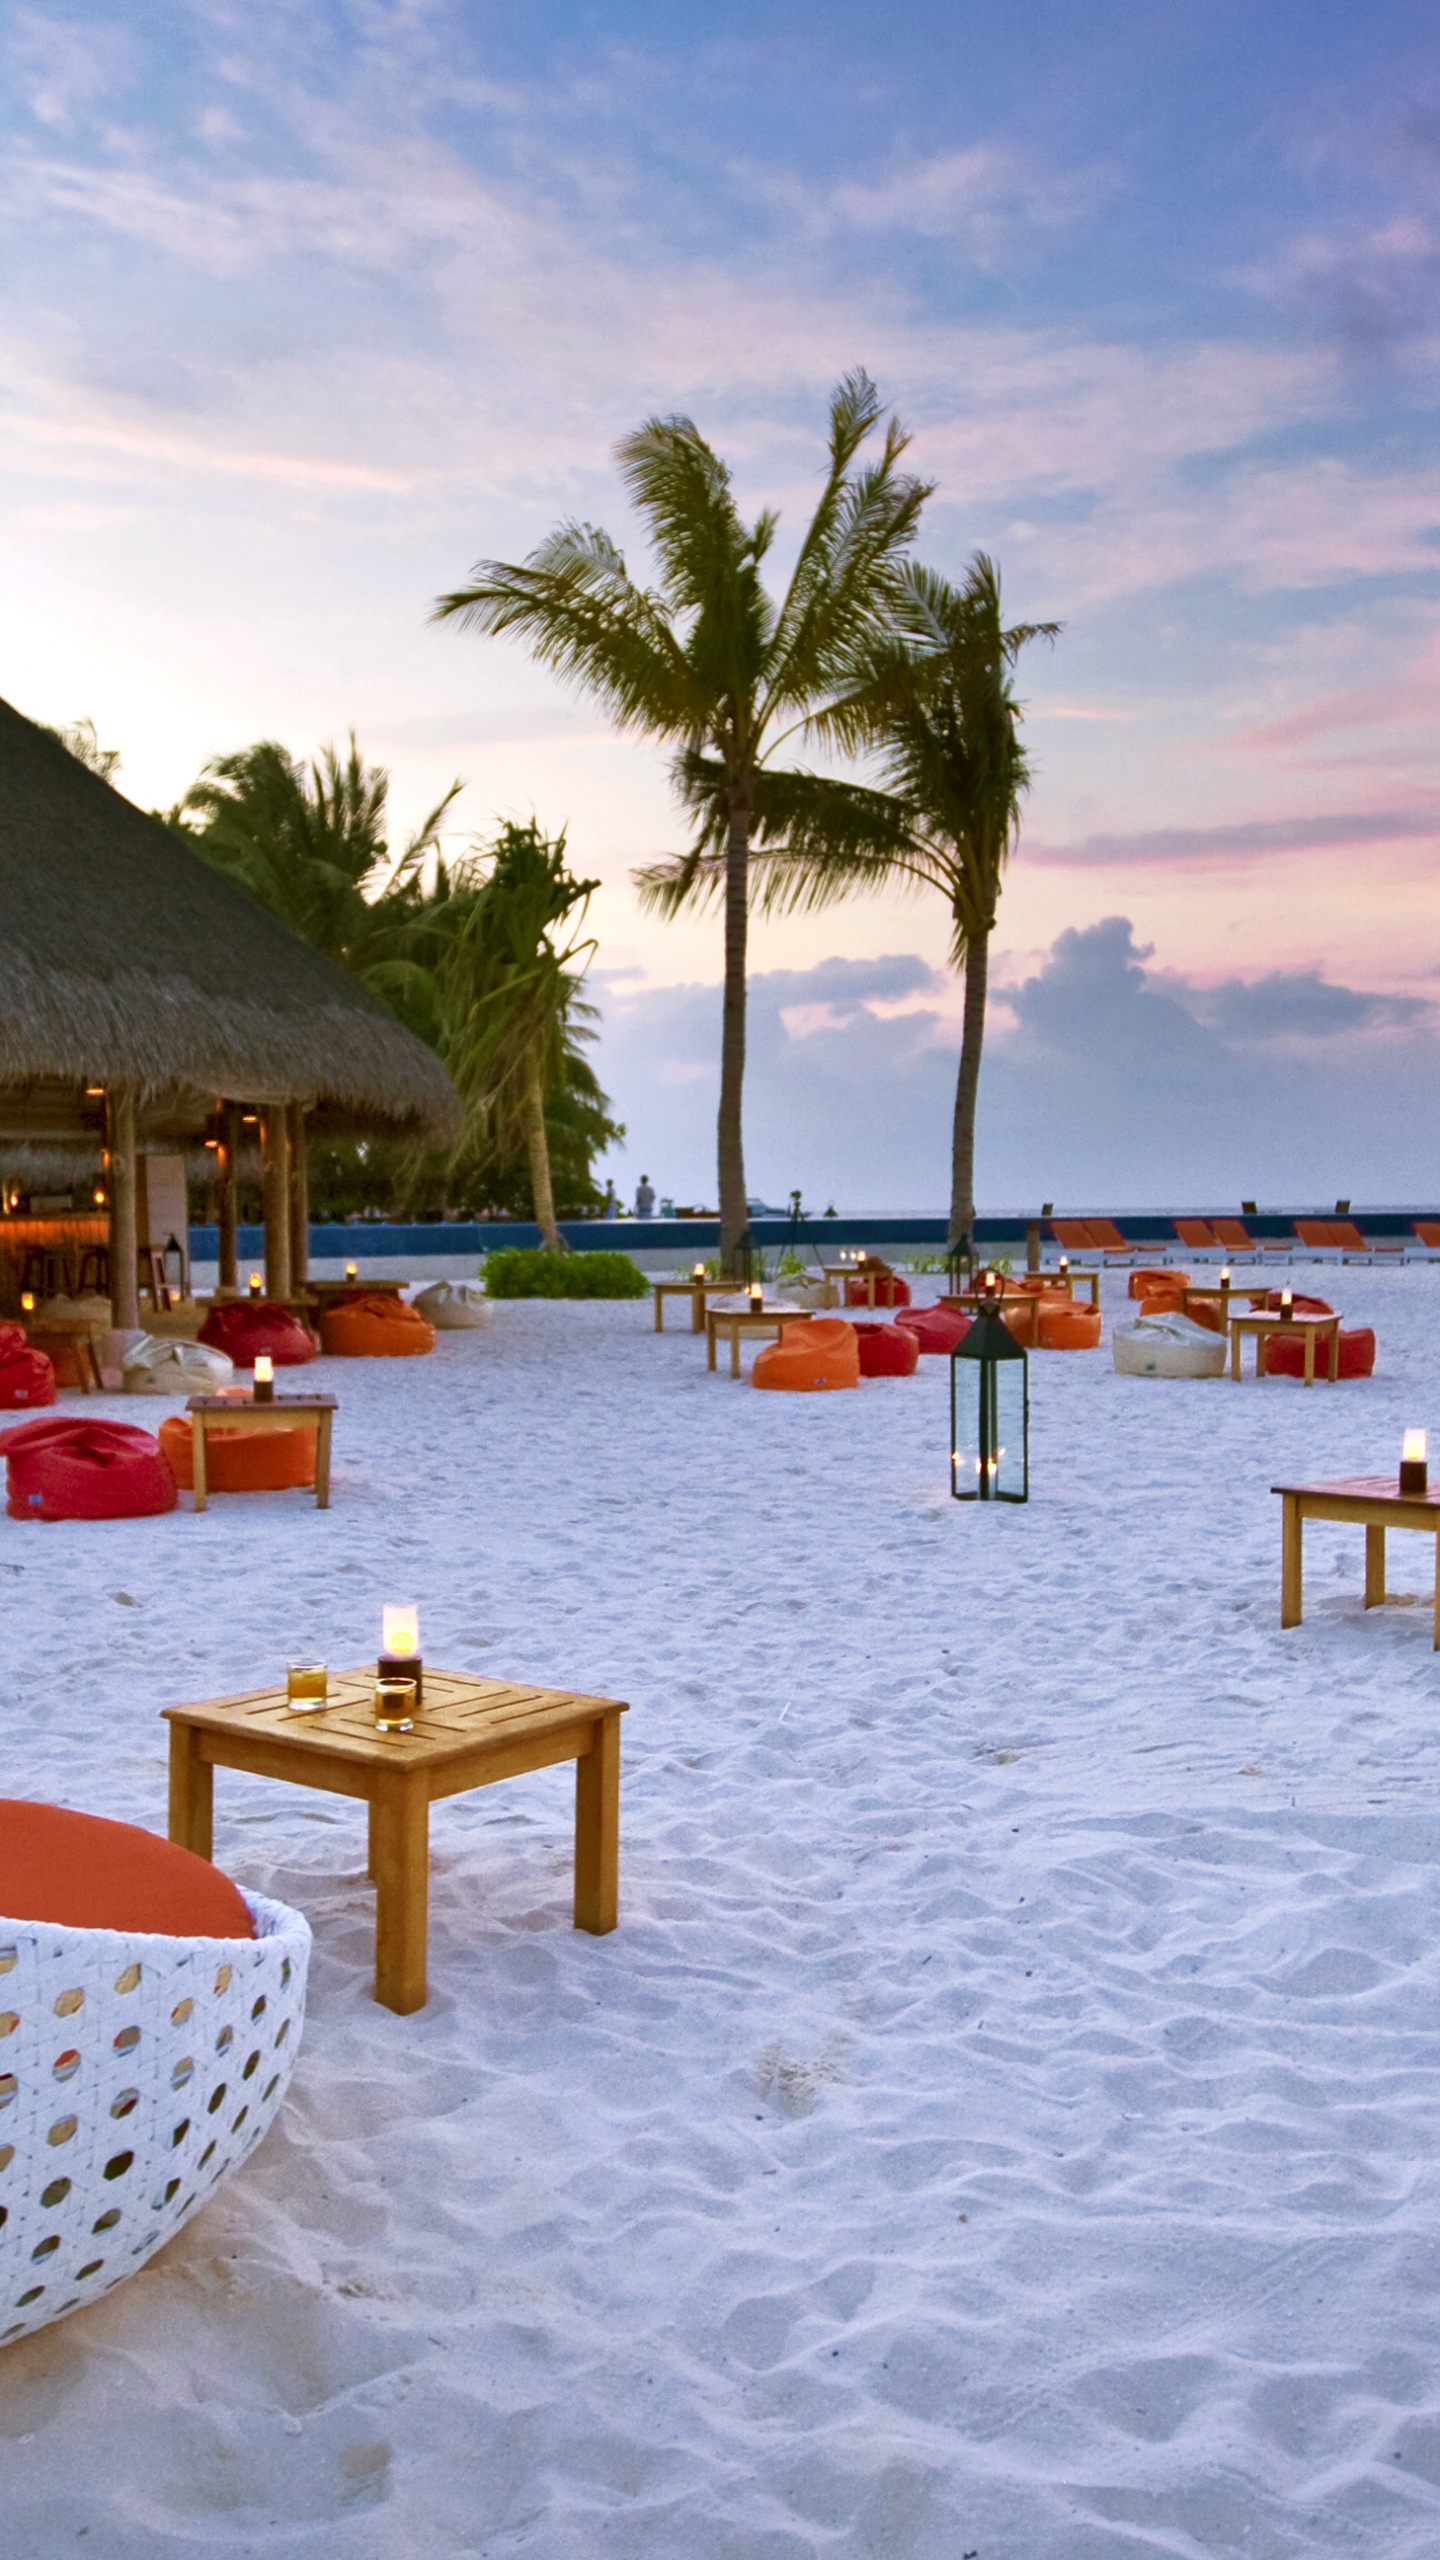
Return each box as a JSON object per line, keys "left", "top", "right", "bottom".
{"left": 1209, "top": 1218, "right": 1258, "bottom": 1256}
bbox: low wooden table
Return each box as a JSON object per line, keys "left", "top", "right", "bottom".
{"left": 22, "top": 1316, "right": 106, "bottom": 1392}
{"left": 184, "top": 1391, "right": 337, "bottom": 1510}
{"left": 304, "top": 1278, "right": 407, "bottom": 1308}
{"left": 1049, "top": 1270, "right": 1102, "bottom": 1307}
{"left": 706, "top": 1305, "right": 815, "bottom": 1377}
{"left": 1182, "top": 1284, "right": 1269, "bottom": 1324}
{"left": 1229, "top": 1310, "right": 1340, "bottom": 1383}
{"left": 652, "top": 1278, "right": 735, "bottom": 1333}
{"left": 1274, "top": 1476, "right": 1440, "bottom": 1647}
{"left": 164, "top": 1666, "right": 626, "bottom": 2012}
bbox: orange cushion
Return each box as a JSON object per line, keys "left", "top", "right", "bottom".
{"left": 752, "top": 1318, "right": 859, "bottom": 1391}
{"left": 0, "top": 1799, "right": 253, "bottom": 1938}
{"left": 1130, "top": 1269, "right": 1190, "bottom": 1300}
{"left": 158, "top": 1414, "right": 317, "bottom": 1492}
{"left": 319, "top": 1297, "right": 435, "bottom": 1357}
{"left": 1037, "top": 1302, "right": 1103, "bottom": 1349}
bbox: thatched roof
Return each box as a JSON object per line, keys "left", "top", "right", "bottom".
{"left": 0, "top": 697, "right": 460, "bottom": 1144}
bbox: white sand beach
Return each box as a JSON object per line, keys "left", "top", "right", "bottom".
{"left": 5, "top": 1273, "right": 1440, "bottom": 2557}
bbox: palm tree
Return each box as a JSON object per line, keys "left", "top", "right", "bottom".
{"left": 432, "top": 370, "right": 931, "bottom": 1273}
{"left": 417, "top": 822, "right": 601, "bottom": 1252}
{"left": 644, "top": 555, "right": 1058, "bottom": 1257}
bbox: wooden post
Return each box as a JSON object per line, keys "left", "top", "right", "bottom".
{"left": 216, "top": 1103, "right": 240, "bottom": 1293}
{"left": 1365, "top": 1525, "right": 1386, "bottom": 1608}
{"left": 287, "top": 1102, "right": 309, "bottom": 1291}
{"left": 371, "top": 1770, "right": 429, "bottom": 2012}
{"left": 108, "top": 1087, "right": 139, "bottom": 1328}
{"left": 260, "top": 1110, "right": 291, "bottom": 1301}
{"left": 1280, "top": 1494, "right": 1303, "bottom": 1629}
{"left": 167, "top": 1721, "right": 213, "bottom": 1861}
{"left": 574, "top": 1711, "right": 620, "bottom": 1934}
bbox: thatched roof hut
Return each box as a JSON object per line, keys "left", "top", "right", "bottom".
{"left": 0, "top": 697, "right": 461, "bottom": 1320}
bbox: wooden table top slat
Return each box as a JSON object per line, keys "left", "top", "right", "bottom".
{"left": 163, "top": 1666, "right": 626, "bottom": 1772}
{"left": 1272, "top": 1474, "right": 1440, "bottom": 1506}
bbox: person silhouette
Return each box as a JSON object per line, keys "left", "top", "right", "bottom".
{"left": 634, "top": 1175, "right": 655, "bottom": 1218}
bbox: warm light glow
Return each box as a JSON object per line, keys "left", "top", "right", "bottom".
{"left": 345, "top": 1261, "right": 358, "bottom": 1281}
{"left": 92, "top": 1187, "right": 105, "bottom": 1206}
{"left": 1404, "top": 1429, "right": 1427, "bottom": 1465}
{"left": 253, "top": 1353, "right": 273, "bottom": 1384}
{"left": 20, "top": 1292, "right": 34, "bottom": 1314}
{"left": 748, "top": 1283, "right": 763, "bottom": 1307}
{"left": 204, "top": 1137, "right": 219, "bottom": 1149}
{"left": 382, "top": 1604, "right": 419, "bottom": 1656}
{"left": 248, "top": 1272, "right": 262, "bottom": 1297}
{"left": 85, "top": 1084, "right": 104, "bottom": 1096}
{"left": 1220, "top": 1265, "right": 1231, "bottom": 1287}
{"left": 692, "top": 1262, "right": 705, "bottom": 1280}
{"left": 1280, "top": 1288, "right": 1293, "bottom": 1310}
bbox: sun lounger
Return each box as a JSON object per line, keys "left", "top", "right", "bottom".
{"left": 1295, "top": 1219, "right": 1376, "bottom": 1263}
{"left": 1086, "top": 1218, "right": 1165, "bottom": 1263}
{"left": 1414, "top": 1222, "right": 1440, "bottom": 1257}
{"left": 1209, "top": 1218, "right": 1259, "bottom": 1260}
{"left": 1049, "top": 1219, "right": 1101, "bottom": 1263}
{"left": 1174, "top": 1218, "right": 1218, "bottom": 1250}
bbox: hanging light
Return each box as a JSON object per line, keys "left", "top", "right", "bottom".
{"left": 951, "top": 1302, "right": 1029, "bottom": 1504}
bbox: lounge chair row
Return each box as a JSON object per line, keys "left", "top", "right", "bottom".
{"left": 1048, "top": 1217, "right": 1436, "bottom": 1265}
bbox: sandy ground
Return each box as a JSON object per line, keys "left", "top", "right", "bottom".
{"left": 4, "top": 1271, "right": 1440, "bottom": 2558}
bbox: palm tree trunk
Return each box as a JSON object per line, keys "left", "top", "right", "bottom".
{"left": 522, "top": 1064, "right": 567, "bottom": 1253}
{"left": 717, "top": 797, "right": 751, "bottom": 1277}
{"left": 948, "top": 925, "right": 989, "bottom": 1252}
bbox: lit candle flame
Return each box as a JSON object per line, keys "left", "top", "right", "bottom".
{"left": 382, "top": 1604, "right": 419, "bottom": 1656}
{"left": 1404, "top": 1429, "right": 1427, "bottom": 1466}
{"left": 253, "top": 1353, "right": 273, "bottom": 1384}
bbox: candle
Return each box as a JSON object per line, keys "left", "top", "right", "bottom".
{"left": 248, "top": 1272, "right": 262, "bottom": 1298}
{"left": 1220, "top": 1265, "right": 1231, "bottom": 1289}
{"left": 692, "top": 1263, "right": 705, "bottom": 1281}
{"left": 1280, "top": 1288, "right": 1293, "bottom": 1318}
{"left": 379, "top": 1603, "right": 423, "bottom": 1704}
{"left": 345, "top": 1261, "right": 358, "bottom": 1283}
{"left": 253, "top": 1352, "right": 274, "bottom": 1403}
{"left": 19, "top": 1292, "right": 34, "bottom": 1315}
{"left": 1058, "top": 1254, "right": 1069, "bottom": 1277}
{"left": 1401, "top": 1429, "right": 1429, "bottom": 1495}
{"left": 748, "top": 1282, "right": 763, "bottom": 1310}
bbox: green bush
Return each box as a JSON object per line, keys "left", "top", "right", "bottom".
{"left": 482, "top": 1247, "right": 650, "bottom": 1299}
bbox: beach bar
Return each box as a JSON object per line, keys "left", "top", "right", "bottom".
{"left": 0, "top": 699, "right": 459, "bottom": 1324}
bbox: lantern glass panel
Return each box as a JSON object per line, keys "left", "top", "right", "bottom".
{"left": 950, "top": 1313, "right": 1029, "bottom": 1502}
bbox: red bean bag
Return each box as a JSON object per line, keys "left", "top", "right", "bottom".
{"left": 318, "top": 1295, "right": 435, "bottom": 1358}
{"left": 851, "top": 1322, "right": 920, "bottom": 1378}
{"left": 895, "top": 1304, "right": 972, "bottom": 1355}
{"left": 845, "top": 1271, "right": 912, "bottom": 1309}
{"left": 199, "top": 1301, "right": 317, "bottom": 1368}
{"left": 1129, "top": 1268, "right": 1190, "bottom": 1301}
{"left": 0, "top": 1799, "right": 252, "bottom": 1937}
{"left": 1037, "top": 1301, "right": 1103, "bottom": 1350}
{"left": 0, "top": 1323, "right": 56, "bottom": 1408}
{"left": 1263, "top": 1291, "right": 1334, "bottom": 1316}
{"left": 752, "top": 1318, "right": 859, "bottom": 1391}
{"left": 1264, "top": 1326, "right": 1375, "bottom": 1379}
{"left": 1, "top": 1415, "right": 177, "bottom": 1520}
{"left": 158, "top": 1414, "right": 318, "bottom": 1493}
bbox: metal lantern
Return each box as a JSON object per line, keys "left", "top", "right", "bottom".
{"left": 950, "top": 1303, "right": 1029, "bottom": 1503}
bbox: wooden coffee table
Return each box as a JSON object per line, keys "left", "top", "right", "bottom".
{"left": 22, "top": 1315, "right": 106, "bottom": 1392}
{"left": 1273, "top": 1475, "right": 1440, "bottom": 1647}
{"left": 652, "top": 1278, "right": 734, "bottom": 1333}
{"left": 184, "top": 1391, "right": 337, "bottom": 1510}
{"left": 164, "top": 1666, "right": 626, "bottom": 2013}
{"left": 1229, "top": 1310, "right": 1341, "bottom": 1383}
{"left": 706, "top": 1305, "right": 815, "bottom": 1377}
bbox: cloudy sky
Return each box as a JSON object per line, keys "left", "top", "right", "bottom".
{"left": 3, "top": 0, "right": 1437, "bottom": 1208}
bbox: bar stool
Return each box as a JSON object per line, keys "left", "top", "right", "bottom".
{"left": 138, "top": 1248, "right": 174, "bottom": 1314}
{"left": 20, "top": 1247, "right": 71, "bottom": 1303}
{"left": 77, "top": 1246, "right": 110, "bottom": 1296}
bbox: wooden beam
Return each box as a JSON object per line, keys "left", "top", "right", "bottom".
{"left": 216, "top": 1103, "right": 240, "bottom": 1292}
{"left": 108, "top": 1088, "right": 139, "bottom": 1328}
{"left": 260, "top": 1109, "right": 291, "bottom": 1300}
{"left": 287, "top": 1101, "right": 309, "bottom": 1290}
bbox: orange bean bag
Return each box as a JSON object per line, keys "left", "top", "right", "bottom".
{"left": 1, "top": 1416, "right": 177, "bottom": 1519}
{"left": 1264, "top": 1326, "right": 1375, "bottom": 1380}
{"left": 158, "top": 1414, "right": 318, "bottom": 1492}
{"left": 752, "top": 1318, "right": 859, "bottom": 1391}
{"left": 318, "top": 1294, "right": 435, "bottom": 1357}
{"left": 895, "top": 1305, "right": 972, "bottom": 1355}
{"left": 1037, "top": 1301, "right": 1103, "bottom": 1349}
{"left": 845, "top": 1271, "right": 911, "bottom": 1309}
{"left": 0, "top": 1323, "right": 56, "bottom": 1407}
{"left": 0, "top": 1799, "right": 253, "bottom": 1937}
{"left": 851, "top": 1322, "right": 919, "bottom": 1378}
{"left": 199, "top": 1301, "right": 317, "bottom": 1368}
{"left": 1129, "top": 1268, "right": 1190, "bottom": 1301}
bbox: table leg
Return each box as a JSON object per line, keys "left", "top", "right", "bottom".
{"left": 1365, "top": 1525, "right": 1386, "bottom": 1608}
{"left": 315, "top": 1408, "right": 333, "bottom": 1509}
{"left": 370, "top": 1771, "right": 429, "bottom": 2014}
{"left": 1281, "top": 1494, "right": 1303, "bottom": 1628}
{"left": 654, "top": 1289, "right": 663, "bottom": 1332}
{"left": 574, "top": 1712, "right": 620, "bottom": 1934}
{"left": 707, "top": 1321, "right": 717, "bottom": 1373}
{"left": 86, "top": 1334, "right": 104, "bottom": 1390}
{"left": 1304, "top": 1329, "right": 1316, "bottom": 1385}
{"left": 691, "top": 1289, "right": 704, "bottom": 1333}
{"left": 168, "top": 1721, "right": 213, "bottom": 1859}
{"left": 191, "top": 1414, "right": 208, "bottom": 1511}
{"left": 1328, "top": 1325, "right": 1340, "bottom": 1382}
{"left": 367, "top": 1799, "right": 378, "bottom": 1881}
{"left": 1230, "top": 1326, "right": 1242, "bottom": 1381}
{"left": 731, "top": 1327, "right": 741, "bottom": 1379}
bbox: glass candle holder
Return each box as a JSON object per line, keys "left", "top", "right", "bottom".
{"left": 248, "top": 1273, "right": 263, "bottom": 1299}
{"left": 379, "top": 1604, "right": 422, "bottom": 1704}
{"left": 373, "top": 1678, "right": 416, "bottom": 1734}
{"left": 1401, "top": 1429, "right": 1428, "bottom": 1496}
{"left": 253, "top": 1352, "right": 275, "bottom": 1404}
{"left": 286, "top": 1662, "right": 328, "bottom": 1710}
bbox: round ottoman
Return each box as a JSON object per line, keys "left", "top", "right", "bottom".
{"left": 0, "top": 1802, "right": 309, "bottom": 2345}
{"left": 411, "top": 1283, "right": 493, "bottom": 1330}
{"left": 1037, "top": 1301, "right": 1103, "bottom": 1350}
{"left": 158, "top": 1414, "right": 317, "bottom": 1493}
{"left": 319, "top": 1296, "right": 435, "bottom": 1358}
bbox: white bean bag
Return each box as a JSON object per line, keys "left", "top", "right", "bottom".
{"left": 0, "top": 1889, "right": 309, "bottom": 2344}
{"left": 121, "top": 1335, "right": 234, "bottom": 1395}
{"left": 1113, "top": 1312, "right": 1226, "bottom": 1379}
{"left": 774, "top": 1277, "right": 831, "bottom": 1309}
{"left": 411, "top": 1282, "right": 493, "bottom": 1331}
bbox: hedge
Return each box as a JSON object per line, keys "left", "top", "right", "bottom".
{"left": 482, "top": 1248, "right": 650, "bottom": 1299}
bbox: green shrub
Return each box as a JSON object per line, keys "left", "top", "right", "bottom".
{"left": 482, "top": 1247, "right": 650, "bottom": 1299}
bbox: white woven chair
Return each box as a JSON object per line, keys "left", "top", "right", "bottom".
{"left": 0, "top": 1888, "right": 309, "bottom": 2344}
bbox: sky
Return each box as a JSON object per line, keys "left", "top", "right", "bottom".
{"left": 2, "top": 0, "right": 1437, "bottom": 1209}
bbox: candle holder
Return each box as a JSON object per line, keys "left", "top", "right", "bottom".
{"left": 248, "top": 1273, "right": 263, "bottom": 1299}
{"left": 1279, "top": 1289, "right": 1294, "bottom": 1322}
{"left": 748, "top": 1284, "right": 763, "bottom": 1312}
{"left": 253, "top": 1353, "right": 275, "bottom": 1405}
{"left": 379, "top": 1604, "right": 422, "bottom": 1704}
{"left": 345, "top": 1261, "right": 358, "bottom": 1283}
{"left": 373, "top": 1678, "right": 416, "bottom": 1734}
{"left": 1400, "top": 1430, "right": 1428, "bottom": 1497}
